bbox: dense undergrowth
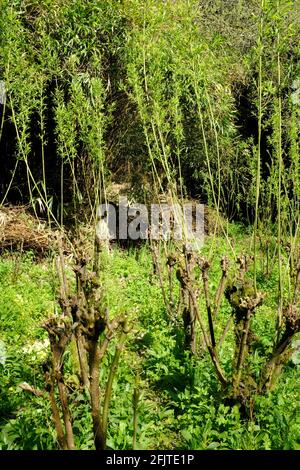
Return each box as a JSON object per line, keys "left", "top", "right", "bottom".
{"left": 0, "top": 0, "right": 300, "bottom": 451}
{"left": 0, "top": 226, "right": 299, "bottom": 450}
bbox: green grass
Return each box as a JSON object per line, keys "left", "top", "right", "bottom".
{"left": 0, "top": 232, "right": 299, "bottom": 450}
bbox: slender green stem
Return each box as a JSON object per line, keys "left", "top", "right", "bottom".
{"left": 102, "top": 326, "right": 128, "bottom": 447}
{"left": 254, "top": 0, "right": 264, "bottom": 293}
{"left": 276, "top": 2, "right": 283, "bottom": 329}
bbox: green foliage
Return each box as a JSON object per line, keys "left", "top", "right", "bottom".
{"left": 1, "top": 0, "right": 299, "bottom": 227}
{"left": 0, "top": 233, "right": 299, "bottom": 450}
{"left": 0, "top": 0, "right": 299, "bottom": 452}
